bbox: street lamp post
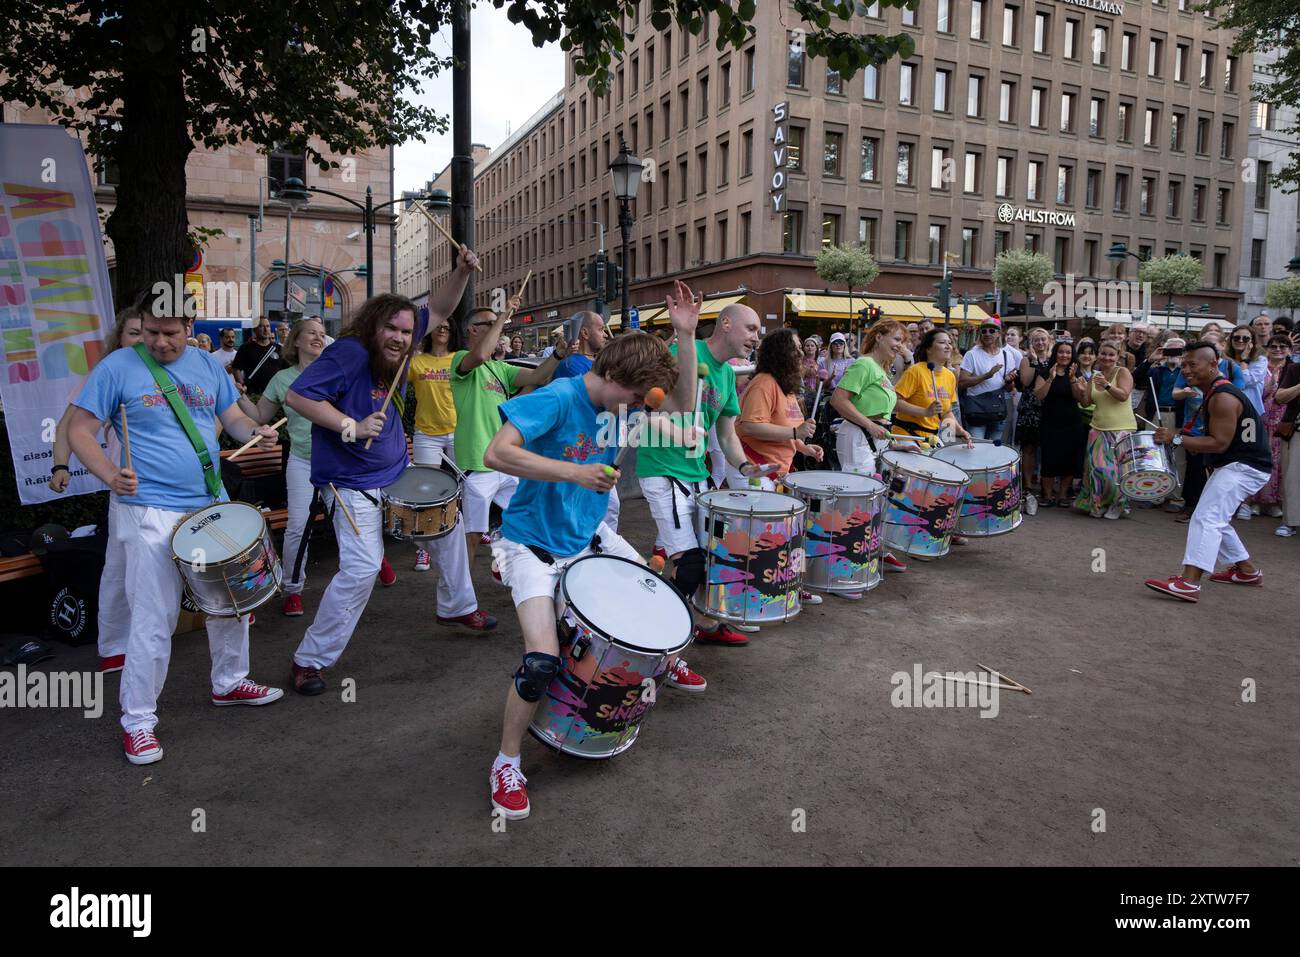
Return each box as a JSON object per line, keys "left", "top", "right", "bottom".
{"left": 608, "top": 139, "right": 644, "bottom": 324}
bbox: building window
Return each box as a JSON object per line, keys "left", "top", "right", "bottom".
{"left": 1093, "top": 26, "right": 1108, "bottom": 66}
{"left": 1089, "top": 97, "right": 1104, "bottom": 137}
{"left": 901, "top": 4, "right": 915, "bottom": 26}
{"left": 822, "top": 212, "right": 841, "bottom": 249}
{"left": 1064, "top": 19, "right": 1079, "bottom": 59}
{"left": 679, "top": 87, "right": 689, "bottom": 129}
{"left": 1061, "top": 92, "right": 1076, "bottom": 133}
{"left": 1200, "top": 50, "right": 1214, "bottom": 89}
{"left": 1224, "top": 55, "right": 1238, "bottom": 93}
{"left": 1170, "top": 112, "right": 1185, "bottom": 151}
{"left": 1255, "top": 161, "right": 1271, "bottom": 210}
{"left": 1057, "top": 164, "right": 1073, "bottom": 204}
{"left": 1167, "top": 179, "right": 1182, "bottom": 218}
{"left": 267, "top": 143, "right": 306, "bottom": 191}
{"left": 934, "top": 68, "right": 951, "bottom": 112}
{"left": 1033, "top": 12, "right": 1048, "bottom": 54}
{"left": 897, "top": 142, "right": 914, "bottom": 185}
{"left": 787, "top": 33, "right": 806, "bottom": 87}
{"left": 863, "top": 64, "right": 881, "bottom": 101}
{"left": 1027, "top": 160, "right": 1043, "bottom": 201}
{"left": 720, "top": 61, "right": 731, "bottom": 107}
{"left": 783, "top": 210, "right": 804, "bottom": 253}
{"left": 1118, "top": 102, "right": 1132, "bottom": 142}
{"left": 1191, "top": 183, "right": 1206, "bottom": 220}
{"left": 96, "top": 118, "right": 122, "bottom": 185}
{"left": 928, "top": 224, "right": 947, "bottom": 264}
{"left": 824, "top": 130, "right": 843, "bottom": 177}
{"left": 741, "top": 129, "right": 753, "bottom": 177}
{"left": 1024, "top": 232, "right": 1041, "bottom": 254}
{"left": 971, "top": 1, "right": 985, "bottom": 40}
{"left": 1175, "top": 44, "right": 1188, "bottom": 83}
{"left": 964, "top": 151, "right": 981, "bottom": 193}
{"left": 1221, "top": 121, "right": 1234, "bottom": 159}
{"left": 1030, "top": 87, "right": 1045, "bottom": 128}
{"left": 895, "top": 220, "right": 913, "bottom": 261}
{"left": 1144, "top": 108, "right": 1159, "bottom": 147}
{"left": 1250, "top": 239, "right": 1264, "bottom": 278}
{"left": 717, "top": 219, "right": 728, "bottom": 259}
{"left": 967, "top": 75, "right": 984, "bottom": 117}
{"left": 994, "top": 230, "right": 1010, "bottom": 257}
{"left": 1214, "top": 252, "right": 1227, "bottom": 288}
{"left": 900, "top": 63, "right": 916, "bottom": 106}
{"left": 999, "top": 80, "right": 1015, "bottom": 122}
{"left": 1256, "top": 101, "right": 1275, "bottom": 131}
{"left": 1121, "top": 32, "right": 1136, "bottom": 72}
{"left": 788, "top": 127, "right": 804, "bottom": 171}
{"left": 1084, "top": 238, "right": 1098, "bottom": 276}
{"left": 931, "top": 146, "right": 951, "bottom": 191}
{"left": 858, "top": 215, "right": 879, "bottom": 254}
{"left": 697, "top": 149, "right": 708, "bottom": 194}
{"left": 678, "top": 158, "right": 688, "bottom": 201}
{"left": 743, "top": 48, "right": 756, "bottom": 93}
{"left": 961, "top": 227, "right": 979, "bottom": 266}
{"left": 1217, "top": 187, "right": 1231, "bottom": 225}
{"left": 826, "top": 67, "right": 842, "bottom": 96}
{"left": 860, "top": 135, "right": 880, "bottom": 182}
{"left": 996, "top": 156, "right": 1013, "bottom": 198}
{"left": 1114, "top": 172, "right": 1130, "bottom": 212}
{"left": 740, "top": 212, "right": 752, "bottom": 255}
{"left": 719, "top": 140, "right": 730, "bottom": 186}
{"left": 937, "top": 0, "right": 952, "bottom": 32}
{"left": 1195, "top": 116, "right": 1210, "bottom": 155}
{"left": 1054, "top": 236, "right": 1070, "bottom": 273}
{"left": 1140, "top": 175, "right": 1155, "bottom": 215}
{"left": 698, "top": 74, "right": 709, "bottom": 119}
{"left": 1148, "top": 37, "right": 1163, "bottom": 78}
{"left": 1085, "top": 168, "right": 1101, "bottom": 208}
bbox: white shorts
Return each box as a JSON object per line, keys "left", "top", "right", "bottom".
{"left": 413, "top": 431, "right": 455, "bottom": 468}
{"left": 491, "top": 522, "right": 642, "bottom": 606}
{"left": 463, "top": 469, "right": 518, "bottom": 533}
{"left": 639, "top": 475, "right": 709, "bottom": 556}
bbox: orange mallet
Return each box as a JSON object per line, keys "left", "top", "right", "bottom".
{"left": 608, "top": 386, "right": 668, "bottom": 474}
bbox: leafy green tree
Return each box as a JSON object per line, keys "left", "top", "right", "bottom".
{"left": 814, "top": 242, "right": 880, "bottom": 324}
{"left": 991, "top": 249, "right": 1055, "bottom": 310}
{"left": 1265, "top": 276, "right": 1300, "bottom": 317}
{"left": 1139, "top": 254, "right": 1204, "bottom": 313}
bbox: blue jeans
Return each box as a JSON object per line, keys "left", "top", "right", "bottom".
{"left": 967, "top": 422, "right": 1005, "bottom": 441}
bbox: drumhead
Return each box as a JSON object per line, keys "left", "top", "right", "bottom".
{"left": 697, "top": 489, "right": 805, "bottom": 517}
{"left": 561, "top": 555, "right": 692, "bottom": 653}
{"left": 932, "top": 441, "right": 1019, "bottom": 470}
{"left": 881, "top": 450, "right": 970, "bottom": 484}
{"left": 171, "top": 502, "right": 265, "bottom": 562}
{"left": 383, "top": 465, "right": 459, "bottom": 503}
{"left": 782, "top": 471, "right": 885, "bottom": 497}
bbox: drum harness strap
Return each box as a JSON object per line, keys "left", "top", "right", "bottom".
{"left": 131, "top": 344, "right": 223, "bottom": 499}
{"left": 525, "top": 536, "right": 602, "bottom": 567}
{"left": 668, "top": 475, "right": 716, "bottom": 529}
{"left": 290, "top": 487, "right": 381, "bottom": 584}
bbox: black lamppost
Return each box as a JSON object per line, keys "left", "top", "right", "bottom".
{"left": 608, "top": 139, "right": 644, "bottom": 323}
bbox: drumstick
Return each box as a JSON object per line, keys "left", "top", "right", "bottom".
{"left": 229, "top": 417, "right": 287, "bottom": 460}
{"left": 329, "top": 483, "right": 361, "bottom": 535}
{"left": 1135, "top": 412, "right": 1161, "bottom": 430}
{"left": 501, "top": 270, "right": 533, "bottom": 325}
{"left": 927, "top": 361, "right": 940, "bottom": 404}
{"left": 691, "top": 362, "right": 709, "bottom": 432}
{"left": 610, "top": 387, "right": 667, "bottom": 472}
{"left": 810, "top": 379, "right": 824, "bottom": 421}
{"left": 119, "top": 403, "right": 132, "bottom": 472}
{"left": 933, "top": 675, "right": 1022, "bottom": 693}
{"left": 365, "top": 353, "right": 412, "bottom": 450}
{"left": 977, "top": 661, "right": 1034, "bottom": 695}
{"left": 1149, "top": 375, "right": 1162, "bottom": 420}
{"left": 418, "top": 204, "right": 484, "bottom": 273}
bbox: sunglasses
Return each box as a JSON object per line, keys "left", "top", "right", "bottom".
{"left": 1268, "top": 344, "right": 1289, "bottom": 349}
{"left": 1231, "top": 336, "right": 1253, "bottom": 342}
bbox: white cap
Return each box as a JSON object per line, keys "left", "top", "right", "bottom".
{"left": 830, "top": 332, "right": 847, "bottom": 344}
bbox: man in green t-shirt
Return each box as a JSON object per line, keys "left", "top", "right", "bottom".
{"left": 453, "top": 301, "right": 567, "bottom": 562}
{"left": 637, "top": 302, "right": 766, "bottom": 647}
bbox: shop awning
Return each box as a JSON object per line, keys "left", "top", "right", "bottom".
{"left": 609, "top": 305, "right": 666, "bottom": 331}
{"left": 699, "top": 294, "right": 746, "bottom": 319}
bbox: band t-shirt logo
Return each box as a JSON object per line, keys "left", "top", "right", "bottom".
{"left": 74, "top": 347, "right": 237, "bottom": 510}
{"left": 498, "top": 376, "right": 617, "bottom": 557}
{"left": 409, "top": 352, "right": 456, "bottom": 437}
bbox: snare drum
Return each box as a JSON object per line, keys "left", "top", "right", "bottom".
{"left": 930, "top": 441, "right": 1023, "bottom": 536}
{"left": 694, "top": 489, "right": 806, "bottom": 626}
{"left": 530, "top": 555, "right": 693, "bottom": 760}
{"left": 878, "top": 450, "right": 970, "bottom": 558}
{"left": 1116, "top": 431, "right": 1178, "bottom": 502}
{"left": 780, "top": 471, "right": 885, "bottom": 594}
{"left": 170, "top": 502, "right": 282, "bottom": 617}
{"left": 381, "top": 465, "right": 462, "bottom": 540}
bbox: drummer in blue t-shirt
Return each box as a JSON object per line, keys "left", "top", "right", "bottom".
{"left": 482, "top": 327, "right": 698, "bottom": 821}
{"left": 553, "top": 310, "right": 623, "bottom": 529}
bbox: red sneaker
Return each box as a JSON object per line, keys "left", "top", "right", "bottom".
{"left": 666, "top": 658, "right": 707, "bottom": 693}
{"left": 437, "top": 609, "right": 498, "bottom": 631}
{"left": 99, "top": 654, "right": 125, "bottom": 674}
{"left": 211, "top": 679, "right": 285, "bottom": 706}
{"left": 281, "top": 593, "right": 304, "bottom": 616}
{"left": 1207, "top": 566, "right": 1263, "bottom": 586}
{"left": 693, "top": 623, "right": 749, "bottom": 646}
{"left": 123, "top": 728, "right": 163, "bottom": 765}
{"left": 884, "top": 553, "right": 907, "bottom": 573}
{"left": 489, "top": 763, "right": 530, "bottom": 820}
{"left": 292, "top": 662, "right": 327, "bottom": 696}
{"left": 1143, "top": 575, "right": 1201, "bottom": 602}
{"left": 378, "top": 557, "right": 397, "bottom": 586}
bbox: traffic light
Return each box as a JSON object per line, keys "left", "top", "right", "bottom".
{"left": 932, "top": 275, "right": 951, "bottom": 311}
{"left": 585, "top": 255, "right": 607, "bottom": 294}
{"left": 606, "top": 263, "right": 622, "bottom": 302}
{"left": 859, "top": 306, "right": 870, "bottom": 324}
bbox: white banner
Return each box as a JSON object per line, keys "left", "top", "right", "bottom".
{"left": 1, "top": 125, "right": 116, "bottom": 504}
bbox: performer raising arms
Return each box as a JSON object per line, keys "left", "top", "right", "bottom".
{"left": 1145, "top": 341, "right": 1273, "bottom": 602}
{"left": 67, "top": 310, "right": 284, "bottom": 765}
{"left": 284, "top": 249, "right": 479, "bottom": 696}
{"left": 636, "top": 287, "right": 765, "bottom": 645}
{"left": 483, "top": 331, "right": 693, "bottom": 820}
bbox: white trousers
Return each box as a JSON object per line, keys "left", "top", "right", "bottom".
{"left": 283, "top": 454, "right": 333, "bottom": 595}
{"left": 411, "top": 434, "right": 477, "bottom": 618}
{"left": 835, "top": 420, "right": 879, "bottom": 477}
{"left": 294, "top": 488, "right": 383, "bottom": 670}
{"left": 97, "top": 495, "right": 129, "bottom": 659}
{"left": 115, "top": 502, "right": 250, "bottom": 732}
{"left": 462, "top": 469, "right": 518, "bottom": 533}
{"left": 1183, "top": 462, "right": 1270, "bottom": 573}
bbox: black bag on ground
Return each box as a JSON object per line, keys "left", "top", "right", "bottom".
{"left": 36, "top": 532, "right": 107, "bottom": 646}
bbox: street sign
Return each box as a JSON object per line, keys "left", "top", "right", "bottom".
{"left": 628, "top": 306, "right": 640, "bottom": 330}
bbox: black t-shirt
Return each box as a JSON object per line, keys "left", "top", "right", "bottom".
{"left": 233, "top": 340, "right": 286, "bottom": 395}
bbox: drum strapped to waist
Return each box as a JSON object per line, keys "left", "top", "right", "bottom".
{"left": 381, "top": 462, "right": 465, "bottom": 541}
{"left": 169, "top": 501, "right": 283, "bottom": 617}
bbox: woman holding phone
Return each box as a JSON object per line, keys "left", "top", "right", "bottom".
{"left": 1034, "top": 341, "right": 1086, "bottom": 507}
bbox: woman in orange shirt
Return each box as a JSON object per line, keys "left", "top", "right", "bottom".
{"left": 729, "top": 328, "right": 824, "bottom": 490}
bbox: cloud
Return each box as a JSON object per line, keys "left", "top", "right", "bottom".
{"left": 393, "top": 5, "right": 564, "bottom": 195}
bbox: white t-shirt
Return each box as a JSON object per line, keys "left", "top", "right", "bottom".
{"left": 212, "top": 347, "right": 238, "bottom": 371}
{"left": 960, "top": 345, "right": 1022, "bottom": 396}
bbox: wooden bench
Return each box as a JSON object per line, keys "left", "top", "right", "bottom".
{"left": 0, "top": 553, "right": 42, "bottom": 583}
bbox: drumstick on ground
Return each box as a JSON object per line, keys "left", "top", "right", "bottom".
{"left": 364, "top": 355, "right": 411, "bottom": 450}
{"left": 119, "top": 403, "right": 133, "bottom": 472}
{"left": 329, "top": 483, "right": 361, "bottom": 535}
{"left": 932, "top": 674, "right": 1022, "bottom": 693}
{"left": 976, "top": 662, "right": 1033, "bottom": 695}
{"left": 417, "top": 204, "right": 484, "bottom": 273}
{"left": 229, "top": 417, "right": 288, "bottom": 460}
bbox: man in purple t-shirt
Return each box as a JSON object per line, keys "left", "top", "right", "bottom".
{"left": 285, "top": 249, "right": 481, "bottom": 694}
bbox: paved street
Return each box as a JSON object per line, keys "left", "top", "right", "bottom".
{"left": 3, "top": 496, "right": 1296, "bottom": 867}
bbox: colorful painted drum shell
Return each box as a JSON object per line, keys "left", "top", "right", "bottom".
{"left": 694, "top": 490, "right": 806, "bottom": 625}
{"left": 169, "top": 502, "right": 282, "bottom": 617}
{"left": 931, "top": 441, "right": 1023, "bottom": 537}
{"left": 780, "top": 472, "right": 886, "bottom": 593}
{"left": 382, "top": 465, "right": 463, "bottom": 540}
{"left": 1116, "top": 431, "right": 1177, "bottom": 501}
{"left": 878, "top": 452, "right": 970, "bottom": 558}
{"left": 529, "top": 555, "right": 693, "bottom": 759}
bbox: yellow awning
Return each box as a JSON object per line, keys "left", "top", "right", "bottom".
{"left": 609, "top": 305, "right": 666, "bottom": 331}
{"left": 698, "top": 295, "right": 746, "bottom": 319}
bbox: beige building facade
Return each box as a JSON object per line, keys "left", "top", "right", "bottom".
{"left": 434, "top": 0, "right": 1254, "bottom": 331}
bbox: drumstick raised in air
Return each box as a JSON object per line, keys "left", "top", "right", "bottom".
{"left": 810, "top": 379, "right": 824, "bottom": 421}
{"left": 119, "top": 403, "right": 133, "bottom": 472}
{"left": 1149, "top": 375, "right": 1162, "bottom": 419}
{"left": 329, "top": 484, "right": 361, "bottom": 535}
{"left": 229, "top": 417, "right": 287, "bottom": 460}
{"left": 691, "top": 362, "right": 709, "bottom": 432}
{"left": 417, "top": 204, "right": 484, "bottom": 273}
{"left": 926, "top": 361, "right": 940, "bottom": 405}
{"left": 365, "top": 353, "right": 412, "bottom": 450}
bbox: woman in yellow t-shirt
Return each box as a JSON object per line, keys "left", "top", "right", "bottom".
{"left": 894, "top": 329, "right": 971, "bottom": 445}
{"left": 408, "top": 321, "right": 459, "bottom": 570}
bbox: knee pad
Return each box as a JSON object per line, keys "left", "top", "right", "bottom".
{"left": 673, "top": 547, "right": 707, "bottom": 597}
{"left": 514, "top": 652, "right": 561, "bottom": 703}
